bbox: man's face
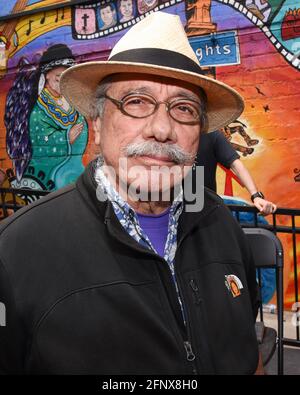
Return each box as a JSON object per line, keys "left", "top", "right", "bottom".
{"left": 120, "top": 0, "right": 133, "bottom": 18}
{"left": 93, "top": 73, "right": 202, "bottom": 195}
{"left": 100, "top": 6, "right": 115, "bottom": 26}
{"left": 45, "top": 66, "right": 67, "bottom": 95}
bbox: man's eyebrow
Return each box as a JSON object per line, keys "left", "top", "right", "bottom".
{"left": 170, "top": 90, "right": 201, "bottom": 102}
{"left": 119, "top": 87, "right": 152, "bottom": 96}
{"left": 119, "top": 87, "right": 201, "bottom": 102}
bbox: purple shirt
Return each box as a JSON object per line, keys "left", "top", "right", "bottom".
{"left": 137, "top": 207, "right": 171, "bottom": 257}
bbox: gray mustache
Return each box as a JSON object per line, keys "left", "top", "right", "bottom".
{"left": 123, "top": 141, "right": 195, "bottom": 165}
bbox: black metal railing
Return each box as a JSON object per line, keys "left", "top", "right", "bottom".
{"left": 227, "top": 204, "right": 300, "bottom": 350}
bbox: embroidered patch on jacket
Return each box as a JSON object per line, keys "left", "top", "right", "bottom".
{"left": 225, "top": 275, "right": 244, "bottom": 298}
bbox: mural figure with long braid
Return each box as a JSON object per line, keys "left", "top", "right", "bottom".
{"left": 4, "top": 44, "right": 88, "bottom": 191}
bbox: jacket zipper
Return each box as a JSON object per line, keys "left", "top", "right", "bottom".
{"left": 127, "top": 225, "right": 198, "bottom": 373}
{"left": 176, "top": 275, "right": 199, "bottom": 374}
{"left": 153, "top": 256, "right": 199, "bottom": 373}
{"left": 104, "top": 202, "right": 220, "bottom": 374}
{"left": 187, "top": 278, "right": 215, "bottom": 374}
{"left": 183, "top": 341, "right": 196, "bottom": 361}
{"left": 172, "top": 206, "right": 220, "bottom": 375}
{"left": 183, "top": 341, "right": 197, "bottom": 374}
{"left": 105, "top": 212, "right": 198, "bottom": 374}
{"left": 190, "top": 279, "right": 201, "bottom": 304}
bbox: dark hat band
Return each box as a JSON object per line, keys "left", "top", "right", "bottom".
{"left": 109, "top": 48, "right": 203, "bottom": 75}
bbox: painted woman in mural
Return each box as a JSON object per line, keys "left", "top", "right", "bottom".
{"left": 5, "top": 44, "right": 88, "bottom": 191}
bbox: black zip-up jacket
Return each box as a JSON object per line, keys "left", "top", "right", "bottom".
{"left": 0, "top": 160, "right": 259, "bottom": 374}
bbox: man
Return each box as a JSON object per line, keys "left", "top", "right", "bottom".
{"left": 0, "top": 12, "right": 260, "bottom": 374}
{"left": 99, "top": 4, "right": 117, "bottom": 30}
{"left": 196, "top": 130, "right": 277, "bottom": 215}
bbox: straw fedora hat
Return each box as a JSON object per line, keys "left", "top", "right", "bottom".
{"left": 60, "top": 12, "right": 244, "bottom": 132}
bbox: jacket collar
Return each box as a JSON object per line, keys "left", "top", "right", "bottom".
{"left": 76, "top": 159, "right": 222, "bottom": 245}
{"left": 76, "top": 160, "right": 153, "bottom": 255}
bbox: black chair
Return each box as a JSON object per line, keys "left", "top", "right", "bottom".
{"left": 243, "top": 228, "right": 284, "bottom": 375}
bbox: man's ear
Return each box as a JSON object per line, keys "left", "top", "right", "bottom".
{"left": 93, "top": 117, "right": 101, "bottom": 146}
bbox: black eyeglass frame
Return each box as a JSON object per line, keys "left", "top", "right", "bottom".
{"left": 98, "top": 92, "right": 203, "bottom": 125}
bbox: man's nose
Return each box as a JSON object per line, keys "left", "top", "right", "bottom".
{"left": 143, "top": 102, "right": 176, "bottom": 143}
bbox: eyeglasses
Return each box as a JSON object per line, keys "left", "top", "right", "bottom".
{"left": 99, "top": 92, "right": 202, "bottom": 125}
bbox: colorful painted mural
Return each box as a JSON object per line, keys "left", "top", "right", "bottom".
{"left": 0, "top": 0, "right": 299, "bottom": 307}
{"left": 5, "top": 43, "right": 88, "bottom": 191}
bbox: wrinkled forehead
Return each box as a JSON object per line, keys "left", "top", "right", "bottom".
{"left": 107, "top": 73, "right": 204, "bottom": 100}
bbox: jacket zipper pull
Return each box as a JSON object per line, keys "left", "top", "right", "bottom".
{"left": 189, "top": 279, "right": 201, "bottom": 304}
{"left": 184, "top": 341, "right": 196, "bottom": 361}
